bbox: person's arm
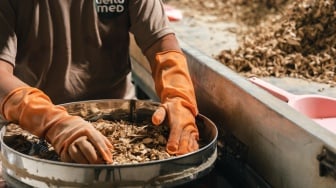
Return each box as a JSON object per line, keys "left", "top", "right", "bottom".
{"left": 0, "top": 59, "right": 113, "bottom": 164}
{"left": 144, "top": 34, "right": 200, "bottom": 155}
{"left": 0, "top": 60, "right": 27, "bottom": 98}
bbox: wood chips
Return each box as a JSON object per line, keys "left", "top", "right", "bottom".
{"left": 167, "top": 0, "right": 336, "bottom": 86}
{"left": 3, "top": 119, "right": 172, "bottom": 165}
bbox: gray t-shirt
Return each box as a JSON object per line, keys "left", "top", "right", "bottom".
{"left": 0, "top": 0, "right": 173, "bottom": 104}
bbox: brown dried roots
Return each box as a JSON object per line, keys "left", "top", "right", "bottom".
{"left": 4, "top": 119, "right": 172, "bottom": 165}
{"left": 215, "top": 0, "right": 336, "bottom": 85}
{"left": 167, "top": 0, "right": 336, "bottom": 85}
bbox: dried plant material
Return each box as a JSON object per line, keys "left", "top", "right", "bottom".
{"left": 4, "top": 124, "right": 58, "bottom": 161}
{"left": 214, "top": 0, "right": 336, "bottom": 86}
{"left": 167, "top": 0, "right": 336, "bottom": 86}
{"left": 4, "top": 119, "right": 172, "bottom": 165}
{"left": 92, "top": 119, "right": 171, "bottom": 165}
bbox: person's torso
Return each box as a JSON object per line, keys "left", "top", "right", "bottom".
{"left": 12, "top": 0, "right": 131, "bottom": 104}
{"left": 0, "top": 0, "right": 173, "bottom": 104}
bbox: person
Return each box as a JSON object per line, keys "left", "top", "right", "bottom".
{"left": 0, "top": 0, "right": 199, "bottom": 164}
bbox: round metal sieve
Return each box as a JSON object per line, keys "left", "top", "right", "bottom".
{"left": 0, "top": 99, "right": 218, "bottom": 188}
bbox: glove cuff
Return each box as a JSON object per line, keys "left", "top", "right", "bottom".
{"left": 1, "top": 86, "right": 38, "bottom": 121}
{"left": 0, "top": 87, "right": 69, "bottom": 137}
{"left": 153, "top": 50, "right": 198, "bottom": 116}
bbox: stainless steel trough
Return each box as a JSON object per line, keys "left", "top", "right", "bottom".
{"left": 130, "top": 35, "right": 336, "bottom": 187}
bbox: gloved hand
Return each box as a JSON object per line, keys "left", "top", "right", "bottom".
{"left": 0, "top": 87, "right": 113, "bottom": 164}
{"left": 151, "top": 50, "right": 199, "bottom": 155}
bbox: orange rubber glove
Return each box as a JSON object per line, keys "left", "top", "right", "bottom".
{"left": 151, "top": 50, "right": 199, "bottom": 155}
{"left": 0, "top": 87, "right": 113, "bottom": 164}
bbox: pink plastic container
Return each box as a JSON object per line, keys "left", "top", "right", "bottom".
{"left": 249, "top": 77, "right": 336, "bottom": 132}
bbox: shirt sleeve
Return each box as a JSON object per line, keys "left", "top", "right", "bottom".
{"left": 0, "top": 0, "right": 17, "bottom": 65}
{"left": 129, "top": 0, "right": 174, "bottom": 52}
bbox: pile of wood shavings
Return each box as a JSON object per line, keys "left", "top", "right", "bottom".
{"left": 217, "top": 0, "right": 336, "bottom": 85}
{"left": 4, "top": 119, "right": 172, "bottom": 165}
{"left": 92, "top": 119, "right": 171, "bottom": 165}
{"left": 167, "top": 0, "right": 336, "bottom": 85}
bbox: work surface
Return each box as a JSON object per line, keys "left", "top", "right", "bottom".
{"left": 167, "top": 2, "right": 336, "bottom": 98}
{"left": 162, "top": 4, "right": 336, "bottom": 187}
